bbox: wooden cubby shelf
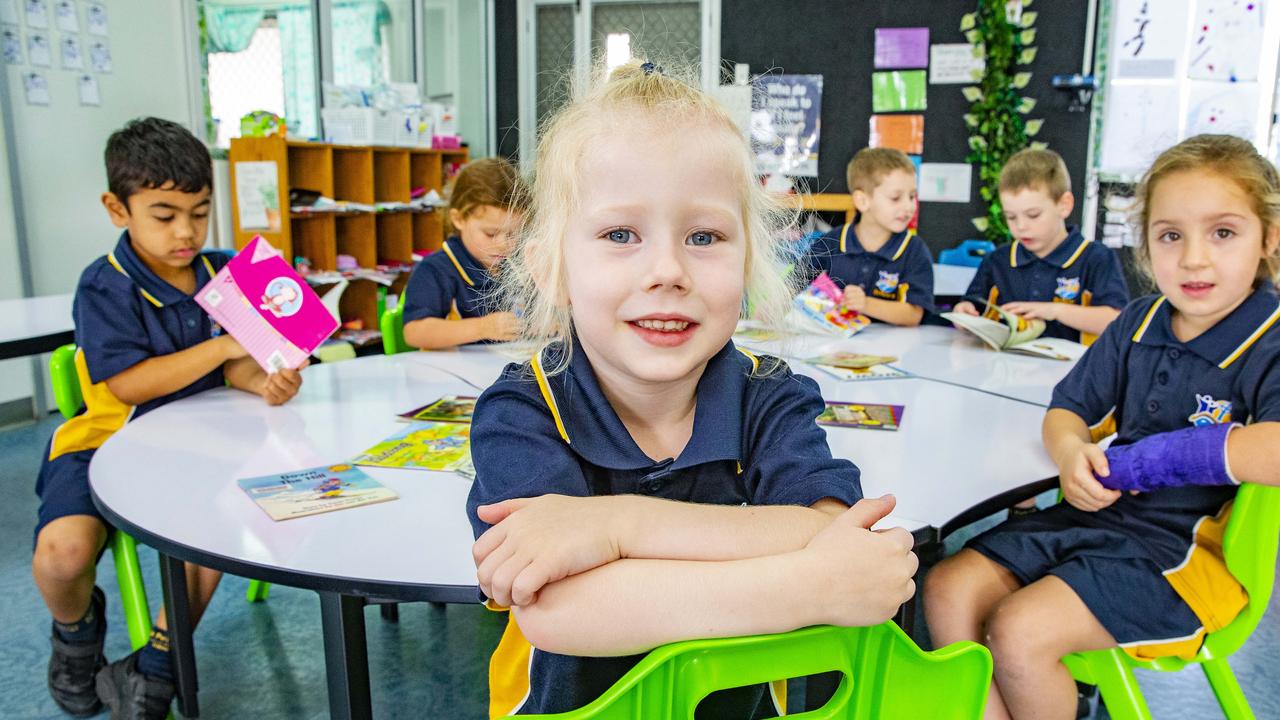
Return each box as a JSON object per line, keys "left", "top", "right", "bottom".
{"left": 229, "top": 136, "right": 468, "bottom": 330}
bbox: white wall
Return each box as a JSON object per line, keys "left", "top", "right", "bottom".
{"left": 5, "top": 0, "right": 198, "bottom": 298}
{"left": 0, "top": 79, "right": 35, "bottom": 407}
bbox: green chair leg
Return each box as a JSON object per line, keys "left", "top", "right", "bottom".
{"left": 1070, "top": 651, "right": 1152, "bottom": 720}
{"left": 245, "top": 580, "right": 270, "bottom": 603}
{"left": 1202, "top": 657, "right": 1254, "bottom": 720}
{"left": 110, "top": 532, "right": 153, "bottom": 651}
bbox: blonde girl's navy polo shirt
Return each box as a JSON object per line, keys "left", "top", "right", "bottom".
{"left": 467, "top": 338, "right": 863, "bottom": 717}
{"left": 963, "top": 227, "right": 1130, "bottom": 341}
{"left": 804, "top": 221, "right": 936, "bottom": 311}
{"left": 402, "top": 237, "right": 498, "bottom": 324}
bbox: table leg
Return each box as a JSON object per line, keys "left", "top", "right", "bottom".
{"left": 319, "top": 592, "right": 372, "bottom": 720}
{"left": 159, "top": 554, "right": 199, "bottom": 718}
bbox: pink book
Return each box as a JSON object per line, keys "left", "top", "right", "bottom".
{"left": 196, "top": 236, "right": 339, "bottom": 372}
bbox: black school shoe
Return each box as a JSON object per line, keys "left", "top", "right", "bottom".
{"left": 95, "top": 650, "right": 174, "bottom": 720}
{"left": 48, "top": 586, "right": 107, "bottom": 717}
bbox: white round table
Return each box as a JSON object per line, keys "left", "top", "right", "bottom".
{"left": 90, "top": 333, "right": 1066, "bottom": 719}
{"left": 0, "top": 293, "right": 74, "bottom": 360}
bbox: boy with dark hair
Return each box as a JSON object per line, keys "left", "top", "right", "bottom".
{"left": 32, "top": 117, "right": 304, "bottom": 719}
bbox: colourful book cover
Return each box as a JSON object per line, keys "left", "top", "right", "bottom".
{"left": 196, "top": 236, "right": 340, "bottom": 372}
{"left": 353, "top": 422, "right": 472, "bottom": 471}
{"left": 398, "top": 395, "right": 477, "bottom": 423}
{"left": 812, "top": 364, "right": 908, "bottom": 382}
{"left": 804, "top": 352, "right": 898, "bottom": 369}
{"left": 816, "top": 401, "right": 904, "bottom": 431}
{"left": 794, "top": 272, "right": 872, "bottom": 337}
{"left": 237, "top": 463, "right": 398, "bottom": 521}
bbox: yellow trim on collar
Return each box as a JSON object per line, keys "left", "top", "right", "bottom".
{"left": 1009, "top": 242, "right": 1019, "bottom": 267}
{"left": 200, "top": 255, "right": 216, "bottom": 278}
{"left": 106, "top": 252, "right": 163, "bottom": 308}
{"left": 1061, "top": 238, "right": 1090, "bottom": 269}
{"left": 1132, "top": 296, "right": 1167, "bottom": 342}
{"left": 441, "top": 242, "right": 476, "bottom": 287}
{"left": 1219, "top": 302, "right": 1280, "bottom": 369}
{"left": 736, "top": 347, "right": 761, "bottom": 374}
{"left": 839, "top": 223, "right": 851, "bottom": 254}
{"left": 531, "top": 350, "right": 570, "bottom": 444}
{"left": 891, "top": 234, "right": 911, "bottom": 261}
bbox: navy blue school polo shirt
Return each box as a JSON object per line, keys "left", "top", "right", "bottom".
{"left": 402, "top": 236, "right": 497, "bottom": 323}
{"left": 1048, "top": 287, "right": 1280, "bottom": 624}
{"left": 467, "top": 338, "right": 863, "bottom": 717}
{"left": 48, "top": 232, "right": 229, "bottom": 461}
{"left": 804, "top": 220, "right": 936, "bottom": 311}
{"left": 964, "top": 227, "right": 1129, "bottom": 341}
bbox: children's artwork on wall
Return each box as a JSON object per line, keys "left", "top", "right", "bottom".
{"left": 874, "top": 27, "right": 929, "bottom": 69}
{"left": 751, "top": 74, "right": 823, "bottom": 177}
{"left": 52, "top": 0, "right": 74, "bottom": 33}
{"left": 23, "top": 0, "right": 47, "bottom": 30}
{"left": 929, "top": 43, "right": 985, "bottom": 84}
{"left": 872, "top": 70, "right": 927, "bottom": 112}
{"left": 26, "top": 29, "right": 48, "bottom": 66}
{"left": 1114, "top": 0, "right": 1189, "bottom": 79}
{"left": 868, "top": 114, "right": 924, "bottom": 155}
{"left": 77, "top": 73, "right": 99, "bottom": 106}
{"left": 85, "top": 1, "right": 107, "bottom": 36}
{"left": 88, "top": 38, "right": 108, "bottom": 72}
{"left": 1186, "top": 80, "right": 1261, "bottom": 140}
{"left": 58, "top": 33, "right": 80, "bottom": 69}
{"left": 1188, "top": 0, "right": 1265, "bottom": 81}
{"left": 0, "top": 0, "right": 18, "bottom": 25}
{"left": 23, "top": 70, "right": 48, "bottom": 105}
{"left": 2, "top": 25, "right": 21, "bottom": 63}
{"left": 918, "top": 163, "right": 973, "bottom": 203}
{"left": 1100, "top": 84, "right": 1180, "bottom": 175}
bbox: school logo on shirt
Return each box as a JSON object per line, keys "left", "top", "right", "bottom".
{"left": 1188, "top": 394, "right": 1233, "bottom": 426}
{"left": 1054, "top": 276, "right": 1081, "bottom": 302}
{"left": 875, "top": 271, "right": 900, "bottom": 295}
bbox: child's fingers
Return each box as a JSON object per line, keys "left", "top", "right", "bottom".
{"left": 472, "top": 524, "right": 508, "bottom": 565}
{"left": 510, "top": 560, "right": 554, "bottom": 607}
{"left": 1084, "top": 445, "right": 1110, "bottom": 477}
{"left": 844, "top": 494, "right": 897, "bottom": 529}
{"left": 475, "top": 540, "right": 516, "bottom": 591}
{"left": 488, "top": 554, "right": 531, "bottom": 608}
{"left": 476, "top": 498, "right": 530, "bottom": 524}
{"left": 874, "top": 526, "right": 914, "bottom": 553}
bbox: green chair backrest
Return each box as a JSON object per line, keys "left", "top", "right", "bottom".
{"left": 524, "top": 623, "right": 992, "bottom": 720}
{"left": 50, "top": 344, "right": 83, "bottom": 420}
{"left": 380, "top": 304, "right": 413, "bottom": 355}
{"left": 1202, "top": 482, "right": 1280, "bottom": 660}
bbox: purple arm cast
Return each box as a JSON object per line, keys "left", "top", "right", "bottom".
{"left": 1100, "top": 423, "right": 1240, "bottom": 492}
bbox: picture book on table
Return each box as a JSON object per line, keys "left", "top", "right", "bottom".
{"left": 941, "top": 303, "right": 1086, "bottom": 361}
{"left": 804, "top": 352, "right": 908, "bottom": 381}
{"left": 195, "top": 235, "right": 340, "bottom": 372}
{"left": 237, "top": 463, "right": 398, "bottom": 521}
{"left": 816, "top": 401, "right": 904, "bottom": 431}
{"left": 793, "top": 272, "right": 872, "bottom": 337}
{"left": 398, "top": 395, "right": 477, "bottom": 423}
{"left": 353, "top": 422, "right": 472, "bottom": 472}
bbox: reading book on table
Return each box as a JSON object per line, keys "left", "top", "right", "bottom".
{"left": 816, "top": 401, "right": 904, "bottom": 431}
{"left": 792, "top": 272, "right": 871, "bottom": 337}
{"left": 196, "top": 235, "right": 340, "bottom": 372}
{"left": 237, "top": 464, "right": 398, "bottom": 521}
{"left": 941, "top": 303, "right": 1086, "bottom": 361}
{"left": 398, "top": 395, "right": 477, "bottom": 423}
{"left": 354, "top": 422, "right": 472, "bottom": 471}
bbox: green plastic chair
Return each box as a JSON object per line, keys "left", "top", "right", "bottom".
{"left": 522, "top": 622, "right": 993, "bottom": 719}
{"left": 380, "top": 303, "right": 413, "bottom": 355}
{"left": 49, "top": 345, "right": 271, "bottom": 636}
{"left": 1062, "top": 482, "right": 1280, "bottom": 720}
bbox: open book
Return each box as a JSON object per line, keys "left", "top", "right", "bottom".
{"left": 941, "top": 304, "right": 1086, "bottom": 361}
{"left": 792, "top": 272, "right": 872, "bottom": 337}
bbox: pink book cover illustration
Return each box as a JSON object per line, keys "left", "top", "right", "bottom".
{"left": 196, "top": 236, "right": 339, "bottom": 372}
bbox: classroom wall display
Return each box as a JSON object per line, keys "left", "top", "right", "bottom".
{"left": 875, "top": 27, "right": 929, "bottom": 69}
{"left": 1113, "top": 0, "right": 1189, "bottom": 79}
{"left": 751, "top": 73, "right": 823, "bottom": 177}
{"left": 871, "top": 70, "right": 927, "bottom": 112}
{"left": 23, "top": 0, "right": 47, "bottom": 30}
{"left": 929, "top": 43, "right": 985, "bottom": 84}
{"left": 1186, "top": 80, "right": 1261, "bottom": 136}
{"left": 1188, "top": 0, "right": 1265, "bottom": 81}
{"left": 0, "top": 0, "right": 18, "bottom": 25}
{"left": 1099, "top": 84, "right": 1180, "bottom": 176}
{"left": 869, "top": 114, "right": 925, "bottom": 155}
{"left": 918, "top": 162, "right": 972, "bottom": 203}
{"left": 2, "top": 25, "right": 21, "bottom": 63}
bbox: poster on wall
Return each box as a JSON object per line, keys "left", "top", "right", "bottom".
{"left": 23, "top": 70, "right": 49, "bottom": 105}
{"left": 874, "top": 27, "right": 929, "bottom": 69}
{"left": 234, "top": 161, "right": 282, "bottom": 231}
{"left": 930, "top": 44, "right": 984, "bottom": 84}
{"left": 868, "top": 114, "right": 924, "bottom": 155}
{"left": 26, "top": 30, "right": 48, "bottom": 66}
{"left": 52, "top": 0, "right": 74, "bottom": 33}
{"left": 1113, "top": 0, "right": 1188, "bottom": 79}
{"left": 58, "top": 34, "right": 81, "bottom": 69}
{"left": 2, "top": 25, "right": 21, "bottom": 63}
{"left": 1186, "top": 80, "right": 1261, "bottom": 140}
{"left": 1100, "top": 84, "right": 1180, "bottom": 175}
{"left": 0, "top": 0, "right": 17, "bottom": 25}
{"left": 1188, "top": 0, "right": 1265, "bottom": 81}
{"left": 918, "top": 163, "right": 972, "bottom": 203}
{"left": 751, "top": 74, "right": 823, "bottom": 177}
{"left": 85, "top": 2, "right": 107, "bottom": 37}
{"left": 23, "top": 0, "right": 47, "bottom": 30}
{"left": 88, "top": 38, "right": 109, "bottom": 72}
{"left": 78, "top": 73, "right": 99, "bottom": 106}
{"left": 871, "top": 70, "right": 927, "bottom": 112}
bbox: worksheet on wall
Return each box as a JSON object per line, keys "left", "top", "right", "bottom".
{"left": 1100, "top": 84, "right": 1181, "bottom": 175}
{"left": 1188, "top": 0, "right": 1265, "bottom": 81}
{"left": 1112, "top": 0, "right": 1188, "bottom": 79}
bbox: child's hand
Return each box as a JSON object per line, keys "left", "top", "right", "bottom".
{"left": 259, "top": 363, "right": 306, "bottom": 405}
{"left": 1002, "top": 301, "right": 1059, "bottom": 322}
{"left": 473, "top": 495, "right": 623, "bottom": 607}
{"left": 798, "top": 495, "right": 918, "bottom": 627}
{"left": 842, "top": 285, "right": 868, "bottom": 313}
{"left": 952, "top": 301, "right": 979, "bottom": 317}
{"left": 485, "top": 312, "right": 521, "bottom": 342}
{"left": 1057, "top": 441, "right": 1121, "bottom": 512}
{"left": 219, "top": 334, "right": 250, "bottom": 360}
